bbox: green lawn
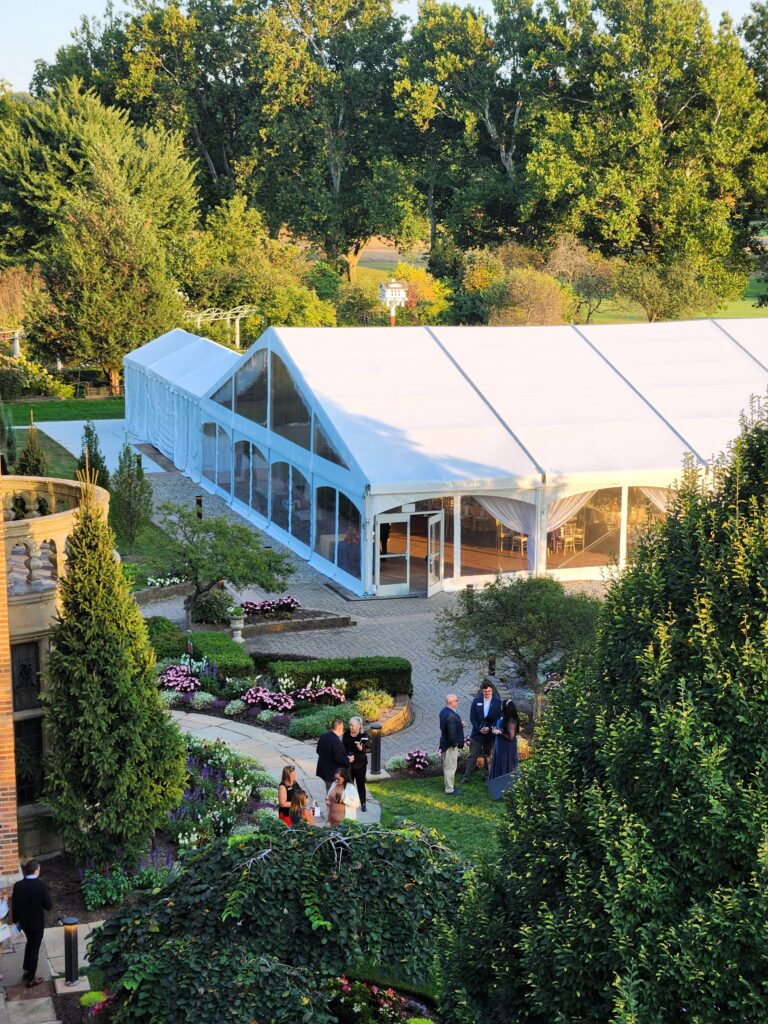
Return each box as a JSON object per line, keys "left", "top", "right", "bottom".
{"left": 369, "top": 774, "right": 503, "bottom": 862}
{"left": 15, "top": 428, "right": 80, "bottom": 479}
{"left": 8, "top": 397, "right": 125, "bottom": 425}
{"left": 120, "top": 520, "right": 178, "bottom": 588}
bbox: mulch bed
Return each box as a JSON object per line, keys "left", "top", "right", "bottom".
{"left": 53, "top": 992, "right": 87, "bottom": 1024}
{"left": 39, "top": 854, "right": 110, "bottom": 926}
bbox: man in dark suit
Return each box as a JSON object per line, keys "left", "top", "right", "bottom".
{"left": 462, "top": 680, "right": 502, "bottom": 783}
{"left": 316, "top": 719, "right": 349, "bottom": 791}
{"left": 12, "top": 859, "right": 52, "bottom": 988}
{"left": 439, "top": 694, "right": 465, "bottom": 795}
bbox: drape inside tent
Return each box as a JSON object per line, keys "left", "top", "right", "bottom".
{"left": 546, "top": 491, "right": 597, "bottom": 532}
{"left": 477, "top": 490, "right": 597, "bottom": 570}
{"left": 640, "top": 487, "right": 673, "bottom": 514}
{"left": 124, "top": 365, "right": 147, "bottom": 440}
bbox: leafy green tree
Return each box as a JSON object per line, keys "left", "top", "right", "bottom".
{"left": 742, "top": 1, "right": 768, "bottom": 98}
{"left": 489, "top": 266, "right": 576, "bottom": 325}
{"left": 545, "top": 233, "right": 621, "bottom": 322}
{"left": 618, "top": 257, "right": 720, "bottom": 321}
{"left": 183, "top": 194, "right": 307, "bottom": 309}
{"left": 433, "top": 575, "right": 600, "bottom": 719}
{"left": 442, "top": 411, "right": 768, "bottom": 1022}
{"left": 110, "top": 443, "right": 153, "bottom": 549}
{"left": 335, "top": 283, "right": 389, "bottom": 326}
{"left": 17, "top": 424, "right": 47, "bottom": 476}
{"left": 303, "top": 261, "right": 341, "bottom": 302}
{"left": 261, "top": 285, "right": 337, "bottom": 327}
{"left": 156, "top": 502, "right": 294, "bottom": 627}
{"left": 520, "top": 0, "right": 767, "bottom": 306}
{"left": 90, "top": 823, "right": 460, "bottom": 1023}
{"left": 24, "top": 165, "right": 184, "bottom": 392}
{"left": 0, "top": 79, "right": 198, "bottom": 273}
{"left": 77, "top": 421, "right": 110, "bottom": 490}
{"left": 43, "top": 480, "right": 186, "bottom": 866}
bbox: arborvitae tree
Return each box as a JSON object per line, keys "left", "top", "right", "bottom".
{"left": 2, "top": 405, "right": 17, "bottom": 468}
{"left": 77, "top": 420, "right": 109, "bottom": 489}
{"left": 110, "top": 443, "right": 153, "bottom": 548}
{"left": 443, "top": 411, "right": 768, "bottom": 1023}
{"left": 17, "top": 424, "right": 47, "bottom": 476}
{"left": 43, "top": 477, "right": 186, "bottom": 865}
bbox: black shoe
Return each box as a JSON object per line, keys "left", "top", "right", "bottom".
{"left": 360, "top": 804, "right": 367, "bottom": 812}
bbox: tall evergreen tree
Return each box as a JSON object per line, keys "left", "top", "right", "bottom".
{"left": 110, "top": 443, "right": 153, "bottom": 549}
{"left": 43, "top": 477, "right": 186, "bottom": 865}
{"left": 77, "top": 421, "right": 110, "bottom": 490}
{"left": 442, "top": 411, "right": 768, "bottom": 1022}
{"left": 17, "top": 424, "right": 47, "bottom": 477}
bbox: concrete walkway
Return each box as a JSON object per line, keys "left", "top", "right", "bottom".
{"left": 39, "top": 420, "right": 166, "bottom": 474}
{"left": 172, "top": 710, "right": 382, "bottom": 824}
{"left": 0, "top": 922, "right": 96, "bottom": 1024}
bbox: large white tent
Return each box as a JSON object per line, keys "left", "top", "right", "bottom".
{"left": 125, "top": 320, "right": 768, "bottom": 597}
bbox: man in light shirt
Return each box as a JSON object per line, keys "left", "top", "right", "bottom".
{"left": 439, "top": 694, "right": 465, "bottom": 794}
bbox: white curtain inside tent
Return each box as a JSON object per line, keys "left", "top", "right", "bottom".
{"left": 477, "top": 491, "right": 597, "bottom": 569}
{"left": 640, "top": 487, "right": 673, "bottom": 514}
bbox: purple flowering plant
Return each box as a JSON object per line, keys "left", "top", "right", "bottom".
{"left": 159, "top": 663, "right": 200, "bottom": 694}
{"left": 240, "top": 686, "right": 295, "bottom": 713}
{"left": 240, "top": 596, "right": 301, "bottom": 619}
{"left": 404, "top": 749, "right": 430, "bottom": 771}
{"left": 293, "top": 685, "right": 346, "bottom": 705}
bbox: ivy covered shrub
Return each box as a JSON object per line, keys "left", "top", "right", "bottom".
{"left": 442, "top": 414, "right": 768, "bottom": 1023}
{"left": 90, "top": 823, "right": 460, "bottom": 1023}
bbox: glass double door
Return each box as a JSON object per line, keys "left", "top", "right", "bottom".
{"left": 375, "top": 512, "right": 444, "bottom": 597}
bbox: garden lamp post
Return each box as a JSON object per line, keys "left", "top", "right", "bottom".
{"left": 63, "top": 917, "right": 79, "bottom": 985}
{"left": 369, "top": 721, "right": 383, "bottom": 775}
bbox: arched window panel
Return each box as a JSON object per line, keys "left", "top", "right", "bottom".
{"left": 233, "top": 440, "right": 250, "bottom": 504}
{"left": 211, "top": 378, "right": 233, "bottom": 410}
{"left": 314, "top": 487, "right": 337, "bottom": 562}
{"left": 337, "top": 492, "right": 361, "bottom": 579}
{"left": 215, "top": 426, "right": 232, "bottom": 494}
{"left": 250, "top": 445, "right": 268, "bottom": 518}
{"left": 270, "top": 461, "right": 290, "bottom": 531}
{"left": 270, "top": 353, "right": 310, "bottom": 450}
{"left": 290, "top": 467, "right": 311, "bottom": 546}
{"left": 234, "top": 349, "right": 267, "bottom": 425}
{"left": 202, "top": 423, "right": 217, "bottom": 482}
{"left": 313, "top": 419, "right": 347, "bottom": 469}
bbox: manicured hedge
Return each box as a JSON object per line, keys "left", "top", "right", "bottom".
{"left": 191, "top": 632, "right": 254, "bottom": 678}
{"left": 266, "top": 657, "right": 412, "bottom": 698}
{"left": 145, "top": 616, "right": 186, "bottom": 660}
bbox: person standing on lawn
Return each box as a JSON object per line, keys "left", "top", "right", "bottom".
{"left": 462, "top": 680, "right": 502, "bottom": 783}
{"left": 343, "top": 716, "right": 371, "bottom": 813}
{"left": 315, "top": 719, "right": 349, "bottom": 791}
{"left": 439, "top": 694, "right": 465, "bottom": 794}
{"left": 12, "top": 859, "right": 52, "bottom": 988}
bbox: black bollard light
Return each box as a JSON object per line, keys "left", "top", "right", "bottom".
{"left": 135, "top": 453, "right": 142, "bottom": 470}
{"left": 466, "top": 583, "right": 475, "bottom": 612}
{"left": 195, "top": 495, "right": 204, "bottom": 519}
{"left": 369, "top": 721, "right": 383, "bottom": 775}
{"left": 63, "top": 917, "right": 79, "bottom": 985}
{"left": 488, "top": 656, "right": 496, "bottom": 676}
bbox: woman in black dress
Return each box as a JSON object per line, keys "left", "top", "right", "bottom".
{"left": 277, "top": 764, "right": 298, "bottom": 825}
{"left": 343, "top": 716, "right": 371, "bottom": 812}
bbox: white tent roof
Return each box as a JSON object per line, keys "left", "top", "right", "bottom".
{"left": 126, "top": 328, "right": 239, "bottom": 399}
{"left": 127, "top": 320, "right": 768, "bottom": 495}
{"left": 269, "top": 326, "right": 542, "bottom": 489}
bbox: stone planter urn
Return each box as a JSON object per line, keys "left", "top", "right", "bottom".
{"left": 230, "top": 614, "right": 246, "bottom": 645}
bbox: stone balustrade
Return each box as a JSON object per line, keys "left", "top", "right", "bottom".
{"left": 1, "top": 477, "right": 110, "bottom": 596}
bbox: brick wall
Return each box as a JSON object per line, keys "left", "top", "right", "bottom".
{"left": 0, "top": 523, "right": 19, "bottom": 875}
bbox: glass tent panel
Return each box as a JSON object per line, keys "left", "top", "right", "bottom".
{"left": 211, "top": 378, "right": 233, "bottom": 410}
{"left": 270, "top": 353, "right": 310, "bottom": 450}
{"left": 313, "top": 419, "right": 347, "bottom": 468}
{"left": 234, "top": 349, "right": 267, "bottom": 425}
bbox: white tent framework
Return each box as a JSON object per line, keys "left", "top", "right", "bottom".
{"left": 125, "top": 320, "right": 768, "bottom": 597}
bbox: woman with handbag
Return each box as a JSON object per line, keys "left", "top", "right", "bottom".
{"left": 343, "top": 716, "right": 371, "bottom": 812}
{"left": 325, "top": 768, "right": 361, "bottom": 825}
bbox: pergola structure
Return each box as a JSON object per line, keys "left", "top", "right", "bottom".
{"left": 125, "top": 319, "right": 768, "bottom": 597}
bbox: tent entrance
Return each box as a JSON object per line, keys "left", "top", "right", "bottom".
{"left": 375, "top": 512, "right": 445, "bottom": 597}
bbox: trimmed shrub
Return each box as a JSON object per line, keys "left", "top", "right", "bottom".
{"left": 145, "top": 616, "right": 186, "bottom": 659}
{"left": 224, "top": 699, "right": 247, "bottom": 717}
{"left": 190, "top": 691, "right": 216, "bottom": 710}
{"left": 265, "top": 657, "right": 412, "bottom": 698}
{"left": 191, "top": 589, "right": 234, "bottom": 624}
{"left": 191, "top": 631, "right": 253, "bottom": 677}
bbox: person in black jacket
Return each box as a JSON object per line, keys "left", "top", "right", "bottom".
{"left": 12, "top": 859, "right": 52, "bottom": 988}
{"left": 343, "top": 716, "right": 371, "bottom": 813}
{"left": 439, "top": 694, "right": 465, "bottom": 794}
{"left": 462, "top": 680, "right": 502, "bottom": 783}
{"left": 315, "top": 719, "right": 349, "bottom": 791}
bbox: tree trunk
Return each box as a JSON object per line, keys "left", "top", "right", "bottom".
{"left": 344, "top": 242, "right": 367, "bottom": 282}
{"left": 108, "top": 368, "right": 121, "bottom": 396}
{"left": 427, "top": 172, "right": 437, "bottom": 250}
